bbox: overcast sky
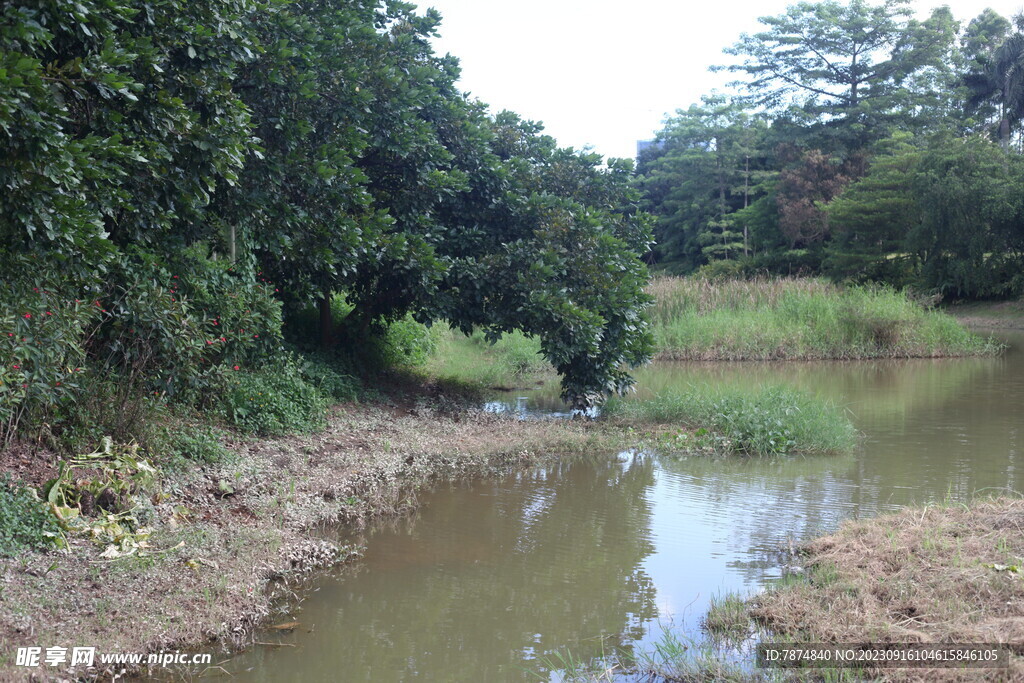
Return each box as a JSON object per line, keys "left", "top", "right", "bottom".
{"left": 422, "top": 0, "right": 1024, "bottom": 160}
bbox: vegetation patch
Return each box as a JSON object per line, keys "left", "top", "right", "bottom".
{"left": 606, "top": 384, "right": 857, "bottom": 456}
{"left": 219, "top": 356, "right": 330, "bottom": 436}
{"left": 649, "top": 277, "right": 1000, "bottom": 361}
{"left": 0, "top": 475, "right": 61, "bottom": 557}
{"left": 426, "top": 326, "right": 555, "bottom": 390}
{"left": 702, "top": 591, "right": 754, "bottom": 638}
{"left": 751, "top": 497, "right": 1024, "bottom": 680}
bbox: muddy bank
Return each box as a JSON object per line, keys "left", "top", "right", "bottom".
{"left": 0, "top": 399, "right": 630, "bottom": 682}
{"left": 948, "top": 300, "right": 1024, "bottom": 330}
{"left": 752, "top": 497, "right": 1024, "bottom": 681}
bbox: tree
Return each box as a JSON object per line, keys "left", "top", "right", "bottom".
{"left": 908, "top": 133, "right": 1024, "bottom": 297}
{"left": 775, "top": 146, "right": 865, "bottom": 248}
{"left": 964, "top": 13, "right": 1024, "bottom": 149}
{"left": 717, "top": 0, "right": 958, "bottom": 150}
{"left": 635, "top": 96, "right": 769, "bottom": 270}
{"left": 824, "top": 132, "right": 920, "bottom": 283}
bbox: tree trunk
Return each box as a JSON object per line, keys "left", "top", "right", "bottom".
{"left": 319, "top": 289, "right": 333, "bottom": 349}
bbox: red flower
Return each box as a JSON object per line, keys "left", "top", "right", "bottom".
{"left": 45, "top": 311, "right": 52, "bottom": 316}
{"left": 55, "top": 382, "right": 60, "bottom": 386}
{"left": 22, "top": 313, "right": 31, "bottom": 319}
{"left": 212, "top": 320, "right": 218, "bottom": 325}
{"left": 12, "top": 365, "right": 19, "bottom": 369}
{"left": 233, "top": 365, "right": 240, "bottom": 371}
{"left": 207, "top": 340, "right": 214, "bottom": 345}
{"left": 220, "top": 336, "right": 226, "bottom": 341}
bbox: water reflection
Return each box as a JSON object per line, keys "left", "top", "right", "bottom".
{"left": 229, "top": 456, "right": 659, "bottom": 682}
{"left": 225, "top": 332, "right": 1023, "bottom": 681}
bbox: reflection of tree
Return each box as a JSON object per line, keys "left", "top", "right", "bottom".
{"left": 492, "top": 348, "right": 1001, "bottom": 426}
{"left": 235, "top": 455, "right": 659, "bottom": 682}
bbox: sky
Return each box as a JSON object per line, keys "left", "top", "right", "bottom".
{"left": 421, "top": 0, "right": 1024, "bottom": 160}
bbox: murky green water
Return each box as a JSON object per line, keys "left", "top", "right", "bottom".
{"left": 226, "top": 332, "right": 1023, "bottom": 681}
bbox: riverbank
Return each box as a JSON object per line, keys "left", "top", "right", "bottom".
{"left": 751, "top": 497, "right": 1024, "bottom": 681}
{"left": 947, "top": 300, "right": 1024, "bottom": 330}
{"left": 0, "top": 391, "right": 633, "bottom": 681}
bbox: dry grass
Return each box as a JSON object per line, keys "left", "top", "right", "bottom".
{"left": 752, "top": 497, "right": 1024, "bottom": 681}
{"left": 0, "top": 399, "right": 629, "bottom": 681}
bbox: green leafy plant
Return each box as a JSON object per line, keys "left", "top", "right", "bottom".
{"left": 219, "top": 356, "right": 329, "bottom": 435}
{"left": 0, "top": 475, "right": 61, "bottom": 557}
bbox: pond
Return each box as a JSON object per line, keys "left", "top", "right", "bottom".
{"left": 224, "top": 332, "right": 1023, "bottom": 681}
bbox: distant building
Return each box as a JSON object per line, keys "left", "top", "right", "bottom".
{"left": 636, "top": 139, "right": 663, "bottom": 158}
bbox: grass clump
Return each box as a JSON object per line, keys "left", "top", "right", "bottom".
{"left": 702, "top": 591, "right": 752, "bottom": 638}
{"left": 606, "top": 384, "right": 857, "bottom": 456}
{"left": 649, "top": 276, "right": 1000, "bottom": 361}
{"left": 155, "top": 423, "right": 232, "bottom": 468}
{"left": 0, "top": 475, "right": 60, "bottom": 557}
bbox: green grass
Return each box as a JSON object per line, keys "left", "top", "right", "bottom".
{"left": 649, "top": 276, "right": 1001, "bottom": 361}
{"left": 702, "top": 591, "right": 752, "bottom": 637}
{"left": 606, "top": 384, "right": 857, "bottom": 456}
{"left": 426, "top": 326, "right": 554, "bottom": 389}
{"left": 0, "top": 476, "right": 61, "bottom": 557}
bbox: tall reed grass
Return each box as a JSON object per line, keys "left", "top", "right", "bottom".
{"left": 649, "top": 277, "right": 1000, "bottom": 361}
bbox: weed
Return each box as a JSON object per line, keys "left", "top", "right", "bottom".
{"left": 0, "top": 475, "right": 61, "bottom": 557}
{"left": 702, "top": 591, "right": 752, "bottom": 637}
{"left": 219, "top": 354, "right": 328, "bottom": 435}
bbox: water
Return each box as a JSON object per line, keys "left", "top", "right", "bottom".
{"left": 225, "top": 332, "right": 1023, "bottom": 681}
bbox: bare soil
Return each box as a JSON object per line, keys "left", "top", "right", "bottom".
{"left": 947, "top": 300, "right": 1024, "bottom": 329}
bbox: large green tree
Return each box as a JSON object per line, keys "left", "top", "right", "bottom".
{"left": 718, "top": 0, "right": 958, "bottom": 150}
{"left": 908, "top": 133, "right": 1024, "bottom": 296}
{"left": 636, "top": 97, "right": 769, "bottom": 271}
{"left": 823, "top": 132, "right": 920, "bottom": 283}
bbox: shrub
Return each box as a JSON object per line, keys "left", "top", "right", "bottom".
{"left": 219, "top": 355, "right": 328, "bottom": 435}
{"left": 0, "top": 265, "right": 100, "bottom": 446}
{"left": 378, "top": 315, "right": 436, "bottom": 367}
{"left": 0, "top": 476, "right": 60, "bottom": 557}
{"left": 297, "top": 352, "right": 360, "bottom": 402}
{"left": 156, "top": 424, "right": 232, "bottom": 467}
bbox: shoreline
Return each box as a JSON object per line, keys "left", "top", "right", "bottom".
{"left": 0, "top": 395, "right": 633, "bottom": 681}
{"left": 750, "top": 497, "right": 1024, "bottom": 681}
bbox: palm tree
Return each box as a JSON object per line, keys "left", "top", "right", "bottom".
{"left": 965, "top": 18, "right": 1024, "bottom": 150}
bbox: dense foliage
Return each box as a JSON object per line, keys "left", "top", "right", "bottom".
{"left": 638, "top": 0, "right": 1024, "bottom": 298}
{"left": 1, "top": 0, "right": 654, "bottom": 444}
